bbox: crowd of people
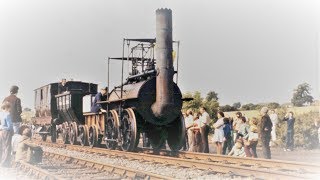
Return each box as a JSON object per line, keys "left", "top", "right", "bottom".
{"left": 183, "top": 106, "right": 297, "bottom": 159}
{"left": 0, "top": 85, "right": 39, "bottom": 168}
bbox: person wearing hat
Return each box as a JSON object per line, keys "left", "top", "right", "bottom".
{"left": 91, "top": 87, "right": 108, "bottom": 113}
{"left": 260, "top": 107, "right": 273, "bottom": 159}
{"left": 3, "top": 85, "right": 22, "bottom": 134}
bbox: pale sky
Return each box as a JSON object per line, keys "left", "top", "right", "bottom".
{"left": 0, "top": 0, "right": 319, "bottom": 108}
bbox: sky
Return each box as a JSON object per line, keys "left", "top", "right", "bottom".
{"left": 0, "top": 0, "right": 319, "bottom": 108}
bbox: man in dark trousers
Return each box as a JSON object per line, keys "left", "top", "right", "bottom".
{"left": 91, "top": 87, "right": 108, "bottom": 113}
{"left": 283, "top": 111, "right": 295, "bottom": 151}
{"left": 58, "top": 78, "right": 68, "bottom": 94}
{"left": 3, "top": 85, "right": 22, "bottom": 134}
{"left": 199, "top": 107, "right": 210, "bottom": 153}
{"left": 260, "top": 107, "right": 273, "bottom": 159}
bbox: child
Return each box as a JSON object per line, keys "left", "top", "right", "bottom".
{"left": 244, "top": 117, "right": 259, "bottom": 158}
{"left": 222, "top": 118, "right": 232, "bottom": 155}
{"left": 228, "top": 140, "right": 246, "bottom": 157}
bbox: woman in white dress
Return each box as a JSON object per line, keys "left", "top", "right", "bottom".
{"left": 213, "top": 111, "right": 225, "bottom": 154}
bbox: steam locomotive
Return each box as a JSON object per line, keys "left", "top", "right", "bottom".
{"left": 34, "top": 9, "right": 185, "bottom": 152}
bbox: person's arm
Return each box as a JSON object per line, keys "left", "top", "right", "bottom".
{"left": 214, "top": 119, "right": 224, "bottom": 128}
{"left": 16, "top": 98, "right": 22, "bottom": 115}
{"left": 228, "top": 147, "right": 234, "bottom": 156}
{"left": 2, "top": 115, "right": 12, "bottom": 131}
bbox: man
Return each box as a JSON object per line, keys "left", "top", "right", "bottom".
{"left": 58, "top": 78, "right": 68, "bottom": 94}
{"left": 91, "top": 87, "right": 108, "bottom": 113}
{"left": 260, "top": 107, "right": 273, "bottom": 159}
{"left": 283, "top": 111, "right": 295, "bottom": 151}
{"left": 185, "top": 109, "right": 194, "bottom": 151}
{"left": 3, "top": 85, "right": 22, "bottom": 134}
{"left": 269, "top": 109, "right": 278, "bottom": 146}
{"left": 199, "top": 107, "right": 210, "bottom": 153}
{"left": 233, "top": 112, "right": 243, "bottom": 142}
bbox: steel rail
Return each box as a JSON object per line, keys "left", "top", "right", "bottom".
{"left": 34, "top": 141, "right": 319, "bottom": 179}
{"left": 139, "top": 147, "right": 320, "bottom": 173}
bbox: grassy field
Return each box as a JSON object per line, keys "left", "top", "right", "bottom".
{"left": 224, "top": 105, "right": 320, "bottom": 119}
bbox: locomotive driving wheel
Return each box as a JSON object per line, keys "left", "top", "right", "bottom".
{"left": 78, "top": 125, "right": 89, "bottom": 146}
{"left": 167, "top": 114, "right": 185, "bottom": 151}
{"left": 119, "top": 108, "right": 139, "bottom": 152}
{"left": 105, "top": 110, "right": 119, "bottom": 150}
{"left": 61, "top": 122, "right": 70, "bottom": 144}
{"left": 88, "top": 125, "right": 98, "bottom": 147}
{"left": 148, "top": 127, "right": 167, "bottom": 151}
{"left": 69, "top": 122, "right": 78, "bottom": 145}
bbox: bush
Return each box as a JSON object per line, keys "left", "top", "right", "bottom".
{"left": 276, "top": 109, "right": 319, "bottom": 149}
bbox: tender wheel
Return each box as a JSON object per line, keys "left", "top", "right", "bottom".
{"left": 105, "top": 110, "right": 119, "bottom": 150}
{"left": 78, "top": 125, "right": 88, "bottom": 146}
{"left": 119, "top": 108, "right": 139, "bottom": 151}
{"left": 69, "top": 122, "right": 78, "bottom": 145}
{"left": 61, "top": 122, "right": 70, "bottom": 144}
{"left": 88, "top": 125, "right": 98, "bottom": 147}
{"left": 167, "top": 114, "right": 185, "bottom": 151}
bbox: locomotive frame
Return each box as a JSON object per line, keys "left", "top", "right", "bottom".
{"left": 34, "top": 9, "right": 186, "bottom": 152}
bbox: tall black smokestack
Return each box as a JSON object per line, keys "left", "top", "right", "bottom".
{"left": 151, "top": 8, "right": 175, "bottom": 119}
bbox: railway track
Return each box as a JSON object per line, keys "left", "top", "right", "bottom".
{"left": 33, "top": 140, "right": 320, "bottom": 179}
{"left": 15, "top": 148, "right": 173, "bottom": 180}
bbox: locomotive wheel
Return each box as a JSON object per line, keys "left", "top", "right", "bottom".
{"left": 62, "top": 122, "right": 70, "bottom": 144}
{"left": 167, "top": 114, "right": 185, "bottom": 151}
{"left": 50, "top": 125, "right": 57, "bottom": 143}
{"left": 119, "top": 108, "right": 139, "bottom": 151}
{"left": 78, "top": 125, "right": 89, "bottom": 146}
{"left": 88, "top": 125, "right": 98, "bottom": 148}
{"left": 148, "top": 127, "right": 167, "bottom": 151}
{"left": 69, "top": 122, "right": 78, "bottom": 145}
{"left": 105, "top": 110, "right": 119, "bottom": 150}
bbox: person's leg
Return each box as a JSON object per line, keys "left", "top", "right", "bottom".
{"left": 251, "top": 141, "right": 258, "bottom": 158}
{"left": 244, "top": 144, "right": 251, "bottom": 157}
{"left": 200, "top": 126, "right": 209, "bottom": 153}
{"left": 1, "top": 131, "right": 12, "bottom": 167}
{"left": 261, "top": 136, "right": 269, "bottom": 159}
{"left": 222, "top": 141, "right": 227, "bottom": 155}
{"left": 289, "top": 130, "right": 294, "bottom": 150}
{"left": 12, "top": 123, "right": 21, "bottom": 134}
{"left": 266, "top": 136, "right": 271, "bottom": 159}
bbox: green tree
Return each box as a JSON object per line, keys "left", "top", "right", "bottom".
{"left": 267, "top": 102, "right": 280, "bottom": 109}
{"left": 291, "top": 83, "right": 314, "bottom": 107}
{"left": 219, "top": 105, "right": 236, "bottom": 112}
{"left": 206, "top": 91, "right": 219, "bottom": 102}
{"left": 232, "top": 102, "right": 241, "bottom": 110}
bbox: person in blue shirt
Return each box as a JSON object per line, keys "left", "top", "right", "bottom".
{"left": 0, "top": 101, "right": 14, "bottom": 167}
{"left": 222, "top": 117, "right": 233, "bottom": 155}
{"left": 283, "top": 111, "right": 295, "bottom": 151}
{"left": 91, "top": 87, "right": 108, "bottom": 113}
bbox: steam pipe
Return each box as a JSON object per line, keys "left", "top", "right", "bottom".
{"left": 151, "top": 8, "right": 174, "bottom": 118}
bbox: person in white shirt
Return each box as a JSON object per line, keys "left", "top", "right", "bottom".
{"left": 269, "top": 109, "right": 278, "bottom": 145}
{"left": 185, "top": 109, "right": 194, "bottom": 151}
{"left": 199, "top": 107, "right": 210, "bottom": 153}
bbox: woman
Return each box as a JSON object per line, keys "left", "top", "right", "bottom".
{"left": 190, "top": 112, "right": 202, "bottom": 152}
{"left": 212, "top": 111, "right": 225, "bottom": 154}
{"left": 0, "top": 101, "right": 14, "bottom": 167}
{"left": 283, "top": 112, "right": 295, "bottom": 151}
{"left": 237, "top": 116, "right": 249, "bottom": 139}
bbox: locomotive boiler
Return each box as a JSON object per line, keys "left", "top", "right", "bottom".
{"left": 34, "top": 8, "right": 185, "bottom": 152}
